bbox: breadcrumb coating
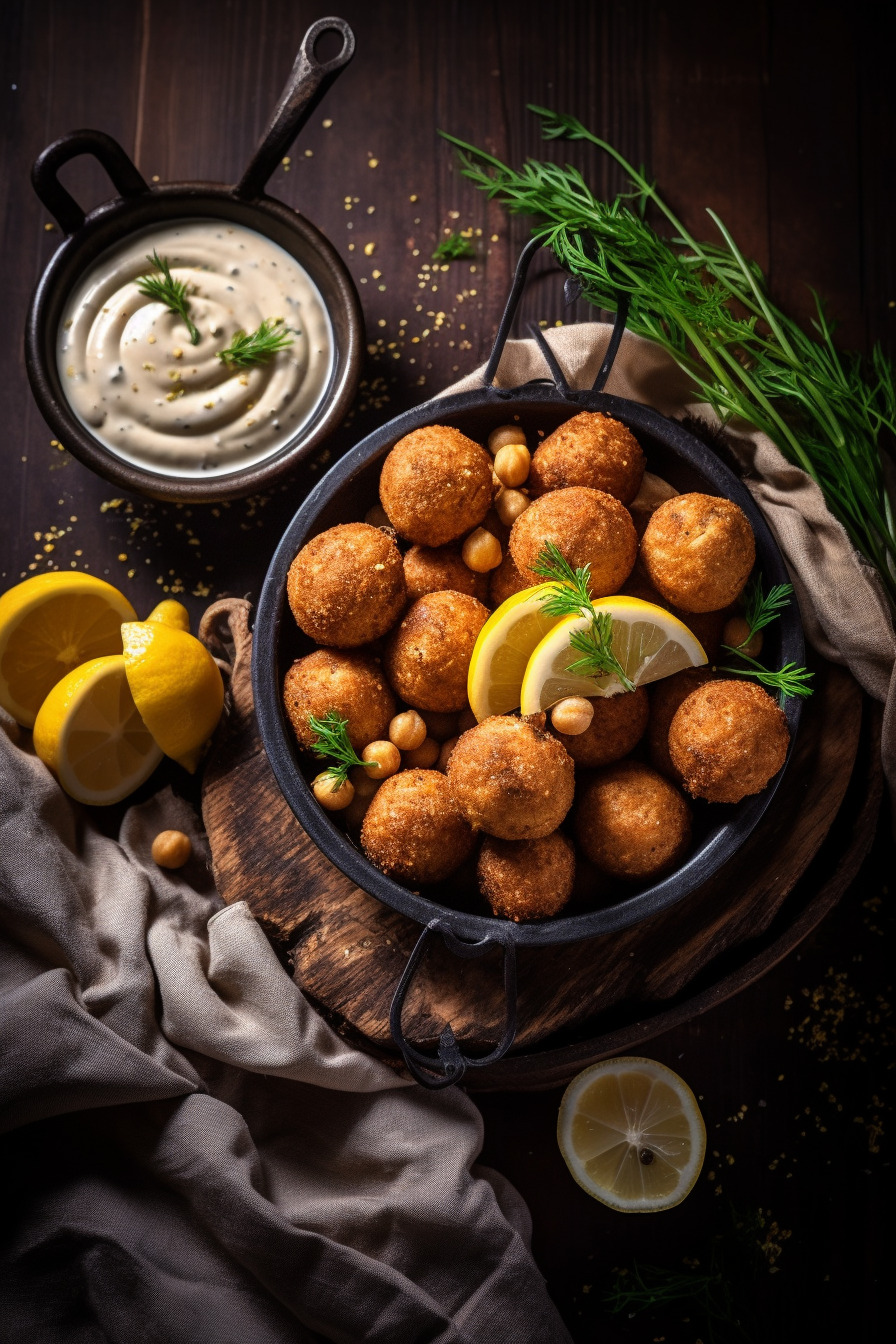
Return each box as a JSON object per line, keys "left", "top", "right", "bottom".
{"left": 447, "top": 714, "right": 575, "bottom": 840}
{"left": 509, "top": 487, "right": 637, "bottom": 596}
{"left": 640, "top": 492, "right": 755, "bottom": 613}
{"left": 287, "top": 523, "right": 405, "bottom": 647}
{"left": 361, "top": 769, "right": 475, "bottom": 884}
{"left": 478, "top": 832, "right": 575, "bottom": 921}
{"left": 574, "top": 760, "right": 692, "bottom": 880}
{"left": 667, "top": 679, "right": 789, "bottom": 803}
{"left": 529, "top": 411, "right": 645, "bottom": 504}
{"left": 379, "top": 425, "right": 492, "bottom": 546}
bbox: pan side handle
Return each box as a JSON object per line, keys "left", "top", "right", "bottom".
{"left": 31, "top": 130, "right": 150, "bottom": 236}
{"left": 389, "top": 919, "right": 518, "bottom": 1089}
{"left": 234, "top": 17, "right": 355, "bottom": 202}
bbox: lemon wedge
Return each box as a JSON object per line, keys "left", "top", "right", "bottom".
{"left": 519, "top": 596, "right": 706, "bottom": 715}
{"left": 467, "top": 584, "right": 566, "bottom": 721}
{"left": 33, "top": 655, "right": 163, "bottom": 805}
{"left": 121, "top": 620, "right": 224, "bottom": 773}
{"left": 146, "top": 599, "right": 191, "bottom": 632}
{"left": 557, "top": 1057, "right": 706, "bottom": 1212}
{"left": 0, "top": 573, "right": 137, "bottom": 727}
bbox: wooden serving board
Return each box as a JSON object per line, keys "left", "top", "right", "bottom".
{"left": 200, "top": 599, "right": 872, "bottom": 1076}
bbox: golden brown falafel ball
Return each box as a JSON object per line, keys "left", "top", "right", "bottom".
{"left": 640, "top": 493, "right": 755, "bottom": 613}
{"left": 360, "top": 769, "right": 475, "bottom": 884}
{"left": 384, "top": 590, "right": 490, "bottom": 713}
{"left": 647, "top": 667, "right": 717, "bottom": 781}
{"left": 286, "top": 523, "right": 405, "bottom": 648}
{"left": 621, "top": 571, "right": 727, "bottom": 661}
{"left": 447, "top": 714, "right": 575, "bottom": 840}
{"left": 379, "top": 425, "right": 493, "bottom": 546}
{"left": 668, "top": 679, "right": 790, "bottom": 803}
{"left": 574, "top": 760, "right": 692, "bottom": 881}
{"left": 283, "top": 649, "right": 395, "bottom": 753}
{"left": 489, "top": 550, "right": 531, "bottom": 607}
{"left": 403, "top": 543, "right": 489, "bottom": 605}
{"left": 554, "top": 687, "right": 649, "bottom": 768}
{"left": 478, "top": 832, "right": 575, "bottom": 921}
{"left": 529, "top": 412, "right": 645, "bottom": 505}
{"left": 509, "top": 487, "right": 637, "bottom": 596}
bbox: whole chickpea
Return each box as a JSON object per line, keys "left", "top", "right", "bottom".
{"left": 151, "top": 829, "right": 192, "bottom": 869}
{"left": 312, "top": 772, "right": 355, "bottom": 811}
{"left": 493, "top": 444, "right": 531, "bottom": 488}
{"left": 494, "top": 488, "right": 531, "bottom": 527}
{"left": 362, "top": 740, "right": 402, "bottom": 778}
{"left": 462, "top": 528, "right": 502, "bottom": 573}
{"left": 402, "top": 736, "right": 440, "bottom": 769}
{"left": 722, "top": 615, "right": 763, "bottom": 659}
{"left": 389, "top": 709, "right": 427, "bottom": 752}
{"left": 349, "top": 765, "right": 381, "bottom": 800}
{"left": 487, "top": 424, "right": 527, "bottom": 455}
{"left": 550, "top": 697, "right": 595, "bottom": 736}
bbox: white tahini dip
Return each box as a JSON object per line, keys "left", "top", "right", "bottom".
{"left": 57, "top": 219, "right": 334, "bottom": 478}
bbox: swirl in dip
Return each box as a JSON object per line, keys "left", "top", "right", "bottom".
{"left": 56, "top": 219, "right": 334, "bottom": 478}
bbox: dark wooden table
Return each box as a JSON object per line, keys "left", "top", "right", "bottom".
{"left": 2, "top": 3, "right": 893, "bottom": 1340}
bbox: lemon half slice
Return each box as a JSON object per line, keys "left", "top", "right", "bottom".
{"left": 520, "top": 596, "right": 707, "bottom": 715}
{"left": 467, "top": 584, "right": 565, "bottom": 721}
{"left": 121, "top": 620, "right": 223, "bottom": 773}
{"left": 33, "top": 655, "right": 163, "bottom": 805}
{"left": 558, "top": 1057, "right": 707, "bottom": 1212}
{"left": 0, "top": 573, "right": 137, "bottom": 727}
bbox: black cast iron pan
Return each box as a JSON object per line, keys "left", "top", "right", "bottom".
{"left": 253, "top": 238, "right": 805, "bottom": 1087}
{"left": 25, "top": 17, "right": 363, "bottom": 503}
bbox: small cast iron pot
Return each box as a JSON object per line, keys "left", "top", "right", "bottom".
{"left": 253, "top": 239, "right": 805, "bottom": 1087}
{"left": 25, "top": 17, "right": 363, "bottom": 503}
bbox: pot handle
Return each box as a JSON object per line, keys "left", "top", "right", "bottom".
{"left": 234, "top": 17, "right": 355, "bottom": 201}
{"left": 31, "top": 129, "right": 150, "bottom": 236}
{"left": 482, "top": 236, "right": 630, "bottom": 395}
{"left": 389, "top": 918, "right": 518, "bottom": 1089}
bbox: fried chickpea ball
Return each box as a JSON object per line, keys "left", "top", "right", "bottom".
{"left": 379, "top": 425, "right": 493, "bottom": 546}
{"left": 489, "top": 550, "right": 530, "bottom": 607}
{"left": 478, "top": 832, "right": 575, "bottom": 921}
{"left": 647, "top": 667, "right": 716, "bottom": 781}
{"left": 640, "top": 492, "right": 756, "bottom": 613}
{"left": 384, "top": 590, "right": 490, "bottom": 713}
{"left": 668, "top": 679, "right": 790, "bottom": 804}
{"left": 361, "top": 769, "right": 475, "bottom": 884}
{"left": 403, "top": 543, "right": 489, "bottom": 605}
{"left": 286, "top": 523, "right": 405, "bottom": 647}
{"left": 555, "top": 687, "right": 649, "bottom": 768}
{"left": 283, "top": 649, "right": 395, "bottom": 752}
{"left": 574, "top": 760, "right": 692, "bottom": 881}
{"left": 622, "top": 571, "right": 726, "bottom": 661}
{"left": 529, "top": 412, "right": 645, "bottom": 505}
{"left": 509, "top": 487, "right": 637, "bottom": 597}
{"left": 447, "top": 715, "right": 575, "bottom": 840}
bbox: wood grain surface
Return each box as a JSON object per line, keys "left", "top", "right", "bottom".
{"left": 3, "top": 4, "right": 894, "bottom": 1341}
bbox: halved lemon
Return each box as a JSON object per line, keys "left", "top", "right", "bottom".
{"left": 557, "top": 1057, "right": 707, "bottom": 1212}
{"left": 121, "top": 619, "right": 224, "bottom": 773}
{"left": 146, "top": 598, "right": 191, "bottom": 632}
{"left": 467, "top": 584, "right": 566, "bottom": 721}
{"left": 519, "top": 596, "right": 707, "bottom": 715}
{"left": 33, "top": 655, "right": 163, "bottom": 805}
{"left": 0, "top": 573, "right": 137, "bottom": 727}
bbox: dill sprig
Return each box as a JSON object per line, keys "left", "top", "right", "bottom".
{"left": 432, "top": 231, "right": 474, "bottom": 261}
{"left": 218, "top": 318, "right": 294, "bottom": 368}
{"left": 441, "top": 110, "right": 896, "bottom": 611}
{"left": 307, "top": 710, "right": 369, "bottom": 789}
{"left": 532, "top": 542, "right": 635, "bottom": 691}
{"left": 717, "top": 577, "right": 813, "bottom": 699}
{"left": 136, "top": 252, "right": 201, "bottom": 346}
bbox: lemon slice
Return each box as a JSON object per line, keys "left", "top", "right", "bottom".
{"left": 467, "top": 584, "right": 565, "bottom": 721}
{"left": 33, "top": 655, "right": 163, "bottom": 805}
{"left": 121, "top": 620, "right": 224, "bottom": 773}
{"left": 519, "top": 596, "right": 707, "bottom": 715}
{"left": 557, "top": 1057, "right": 707, "bottom": 1212}
{"left": 0, "top": 573, "right": 137, "bottom": 727}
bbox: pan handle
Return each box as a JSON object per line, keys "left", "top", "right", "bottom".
{"left": 482, "top": 236, "right": 630, "bottom": 395}
{"left": 31, "top": 130, "right": 150, "bottom": 235}
{"left": 234, "top": 17, "right": 355, "bottom": 201}
{"left": 389, "top": 919, "right": 518, "bottom": 1089}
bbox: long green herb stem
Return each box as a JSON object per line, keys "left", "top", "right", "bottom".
{"left": 532, "top": 542, "right": 635, "bottom": 691}
{"left": 137, "top": 252, "right": 201, "bottom": 346}
{"left": 441, "top": 110, "right": 896, "bottom": 609}
{"left": 307, "top": 711, "right": 372, "bottom": 789}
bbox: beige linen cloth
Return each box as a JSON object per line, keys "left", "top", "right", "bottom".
{"left": 1, "top": 323, "right": 892, "bottom": 1344}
